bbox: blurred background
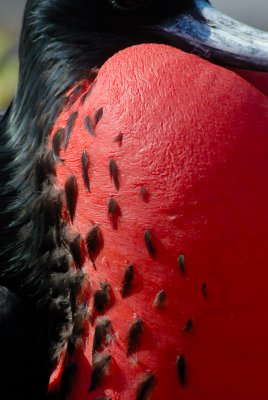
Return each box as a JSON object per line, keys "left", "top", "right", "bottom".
{"left": 0, "top": 0, "right": 268, "bottom": 108}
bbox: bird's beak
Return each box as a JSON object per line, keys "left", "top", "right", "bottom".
{"left": 156, "top": 0, "right": 268, "bottom": 71}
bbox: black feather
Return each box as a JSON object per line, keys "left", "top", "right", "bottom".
{"left": 136, "top": 373, "right": 155, "bottom": 400}
{"left": 176, "top": 355, "right": 186, "bottom": 386}
{"left": 89, "top": 353, "right": 112, "bottom": 392}
{"left": 65, "top": 175, "right": 78, "bottom": 222}
{"left": 140, "top": 185, "right": 150, "bottom": 202}
{"left": 144, "top": 229, "right": 155, "bottom": 258}
{"left": 35, "top": 149, "right": 56, "bottom": 190}
{"left": 69, "top": 234, "right": 84, "bottom": 269}
{"left": 94, "top": 282, "right": 110, "bottom": 313}
{"left": 80, "top": 85, "right": 94, "bottom": 105}
{"left": 153, "top": 289, "right": 166, "bottom": 308}
{"left": 81, "top": 149, "right": 90, "bottom": 191}
{"left": 114, "top": 133, "right": 123, "bottom": 145}
{"left": 36, "top": 185, "right": 63, "bottom": 229}
{"left": 202, "top": 283, "right": 207, "bottom": 299}
{"left": 126, "top": 317, "right": 143, "bottom": 355}
{"left": 121, "top": 264, "right": 134, "bottom": 298}
{"left": 92, "top": 316, "right": 111, "bottom": 356}
{"left": 108, "top": 197, "right": 121, "bottom": 229}
{"left": 177, "top": 254, "right": 185, "bottom": 275}
{"left": 68, "top": 303, "right": 89, "bottom": 355}
{"left": 94, "top": 107, "right": 103, "bottom": 125}
{"left": 109, "top": 159, "right": 120, "bottom": 191}
{"left": 69, "top": 84, "right": 84, "bottom": 106}
{"left": 85, "top": 115, "right": 96, "bottom": 136}
{"left": 182, "top": 319, "right": 193, "bottom": 333}
{"left": 86, "top": 224, "right": 103, "bottom": 264}
{"left": 48, "top": 248, "right": 71, "bottom": 273}
{"left": 40, "top": 226, "right": 59, "bottom": 253}
{"left": 52, "top": 128, "right": 65, "bottom": 162}
{"left": 65, "top": 111, "right": 78, "bottom": 149}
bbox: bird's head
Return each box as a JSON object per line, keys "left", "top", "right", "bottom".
{"left": 20, "top": 0, "right": 268, "bottom": 74}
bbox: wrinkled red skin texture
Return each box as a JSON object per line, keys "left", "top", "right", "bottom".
{"left": 49, "top": 44, "right": 268, "bottom": 400}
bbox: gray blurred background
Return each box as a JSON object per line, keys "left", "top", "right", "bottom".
{"left": 0, "top": 0, "right": 267, "bottom": 107}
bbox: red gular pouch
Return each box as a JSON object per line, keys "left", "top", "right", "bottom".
{"left": 47, "top": 44, "right": 268, "bottom": 400}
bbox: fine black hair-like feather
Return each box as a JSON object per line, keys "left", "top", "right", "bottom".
{"left": 94, "top": 107, "right": 103, "bottom": 125}
{"left": 176, "top": 354, "right": 186, "bottom": 386}
{"left": 92, "top": 316, "right": 111, "bottom": 356}
{"left": 65, "top": 111, "right": 78, "bottom": 149}
{"left": 136, "top": 373, "right": 155, "bottom": 400}
{"left": 108, "top": 197, "right": 121, "bottom": 229}
{"left": 85, "top": 115, "right": 96, "bottom": 136}
{"left": 89, "top": 353, "right": 112, "bottom": 392}
{"left": 121, "top": 264, "right": 134, "bottom": 297}
{"left": 144, "top": 229, "right": 155, "bottom": 258}
{"left": 86, "top": 224, "right": 104, "bottom": 264}
{"left": 52, "top": 128, "right": 65, "bottom": 162}
{"left": 65, "top": 174, "right": 78, "bottom": 222}
{"left": 81, "top": 149, "right": 90, "bottom": 191}
{"left": 153, "top": 289, "right": 166, "bottom": 308}
{"left": 109, "top": 159, "right": 120, "bottom": 191}
{"left": 126, "top": 317, "right": 143, "bottom": 355}
{"left": 93, "top": 282, "right": 110, "bottom": 314}
{"left": 69, "top": 234, "right": 84, "bottom": 269}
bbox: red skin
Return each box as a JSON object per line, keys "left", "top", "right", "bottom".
{"left": 49, "top": 44, "right": 268, "bottom": 399}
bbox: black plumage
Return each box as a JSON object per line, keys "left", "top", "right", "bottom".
{"left": 0, "top": 286, "right": 50, "bottom": 400}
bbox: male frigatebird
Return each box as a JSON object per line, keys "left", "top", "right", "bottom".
{"left": 1, "top": 1, "right": 268, "bottom": 399}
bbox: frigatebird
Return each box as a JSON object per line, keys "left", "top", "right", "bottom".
{"left": 1, "top": 1, "right": 268, "bottom": 399}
